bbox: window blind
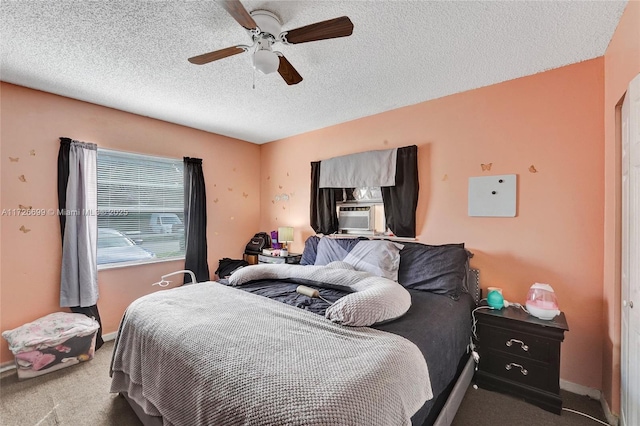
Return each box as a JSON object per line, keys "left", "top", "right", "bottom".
{"left": 96, "top": 149, "right": 184, "bottom": 265}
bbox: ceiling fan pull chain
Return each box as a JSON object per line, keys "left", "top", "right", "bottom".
{"left": 252, "top": 42, "right": 258, "bottom": 89}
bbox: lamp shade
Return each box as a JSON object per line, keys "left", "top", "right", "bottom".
{"left": 253, "top": 50, "right": 279, "bottom": 74}
{"left": 278, "top": 226, "right": 294, "bottom": 243}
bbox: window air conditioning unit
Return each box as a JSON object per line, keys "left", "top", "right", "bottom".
{"left": 338, "top": 206, "right": 374, "bottom": 233}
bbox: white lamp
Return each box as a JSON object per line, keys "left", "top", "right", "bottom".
{"left": 253, "top": 50, "right": 279, "bottom": 74}
{"left": 278, "top": 226, "right": 294, "bottom": 255}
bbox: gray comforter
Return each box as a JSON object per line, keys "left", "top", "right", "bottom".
{"left": 110, "top": 282, "right": 432, "bottom": 426}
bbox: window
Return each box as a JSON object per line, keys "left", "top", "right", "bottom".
{"left": 96, "top": 149, "right": 184, "bottom": 266}
{"left": 336, "top": 187, "right": 387, "bottom": 236}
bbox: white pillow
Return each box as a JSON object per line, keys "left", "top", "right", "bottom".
{"left": 227, "top": 262, "right": 411, "bottom": 327}
{"left": 325, "top": 275, "right": 411, "bottom": 326}
{"left": 343, "top": 240, "right": 404, "bottom": 281}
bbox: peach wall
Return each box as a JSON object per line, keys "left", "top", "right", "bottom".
{"left": 0, "top": 83, "right": 261, "bottom": 364}
{"left": 602, "top": 0, "right": 640, "bottom": 414}
{"left": 260, "top": 59, "right": 605, "bottom": 389}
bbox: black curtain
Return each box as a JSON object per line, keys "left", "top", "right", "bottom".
{"left": 381, "top": 145, "right": 419, "bottom": 238}
{"left": 184, "top": 157, "right": 210, "bottom": 283}
{"left": 57, "top": 138, "right": 71, "bottom": 237}
{"left": 57, "top": 137, "right": 104, "bottom": 350}
{"left": 310, "top": 161, "right": 341, "bottom": 234}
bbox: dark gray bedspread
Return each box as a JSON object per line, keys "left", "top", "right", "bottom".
{"left": 223, "top": 279, "right": 474, "bottom": 425}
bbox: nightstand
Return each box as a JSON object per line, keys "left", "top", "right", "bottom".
{"left": 258, "top": 253, "right": 301, "bottom": 265}
{"left": 475, "top": 305, "right": 569, "bottom": 414}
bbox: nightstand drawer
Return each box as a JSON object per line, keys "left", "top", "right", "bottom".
{"left": 480, "top": 350, "right": 556, "bottom": 392}
{"left": 478, "top": 326, "right": 552, "bottom": 363}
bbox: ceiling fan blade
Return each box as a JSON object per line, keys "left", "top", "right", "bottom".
{"left": 284, "top": 16, "right": 353, "bottom": 44}
{"left": 188, "top": 46, "right": 246, "bottom": 65}
{"left": 218, "top": 0, "right": 258, "bottom": 31}
{"left": 278, "top": 56, "right": 303, "bottom": 85}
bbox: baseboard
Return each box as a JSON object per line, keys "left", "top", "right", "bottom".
{"left": 560, "top": 379, "right": 601, "bottom": 399}
{"left": 0, "top": 361, "right": 16, "bottom": 374}
{"left": 599, "top": 394, "right": 619, "bottom": 426}
{"left": 102, "top": 331, "right": 117, "bottom": 342}
{"left": 559, "top": 380, "right": 618, "bottom": 426}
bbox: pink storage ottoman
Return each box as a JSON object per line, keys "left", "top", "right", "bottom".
{"left": 2, "top": 312, "right": 99, "bottom": 379}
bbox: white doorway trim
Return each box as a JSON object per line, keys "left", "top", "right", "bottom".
{"left": 620, "top": 72, "right": 640, "bottom": 426}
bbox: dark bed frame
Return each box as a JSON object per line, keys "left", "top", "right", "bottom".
{"left": 119, "top": 269, "right": 481, "bottom": 426}
{"left": 430, "top": 267, "right": 480, "bottom": 426}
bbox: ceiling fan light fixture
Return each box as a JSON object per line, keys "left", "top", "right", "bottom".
{"left": 253, "top": 49, "right": 279, "bottom": 74}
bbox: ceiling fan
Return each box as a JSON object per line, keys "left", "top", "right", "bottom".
{"left": 188, "top": 0, "right": 354, "bottom": 85}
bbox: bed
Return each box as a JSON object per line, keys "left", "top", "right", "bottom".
{"left": 110, "top": 237, "right": 480, "bottom": 426}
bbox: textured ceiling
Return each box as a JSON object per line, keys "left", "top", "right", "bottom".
{"left": 1, "top": 1, "right": 627, "bottom": 144}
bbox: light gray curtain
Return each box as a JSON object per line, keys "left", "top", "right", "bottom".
{"left": 60, "top": 141, "right": 98, "bottom": 307}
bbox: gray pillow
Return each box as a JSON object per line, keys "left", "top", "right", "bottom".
{"left": 397, "top": 242, "right": 469, "bottom": 298}
{"left": 343, "top": 240, "right": 404, "bottom": 281}
{"left": 313, "top": 237, "right": 361, "bottom": 266}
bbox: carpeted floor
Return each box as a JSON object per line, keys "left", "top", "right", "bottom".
{"left": 0, "top": 340, "right": 611, "bottom": 425}
{"left": 452, "top": 385, "right": 610, "bottom": 426}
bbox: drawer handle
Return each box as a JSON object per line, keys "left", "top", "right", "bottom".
{"left": 505, "top": 363, "right": 528, "bottom": 375}
{"left": 505, "top": 339, "right": 529, "bottom": 352}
